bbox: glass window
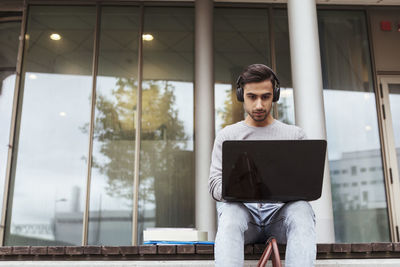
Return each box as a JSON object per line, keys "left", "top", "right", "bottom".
{"left": 214, "top": 8, "right": 271, "bottom": 132}
{"left": 274, "top": 9, "right": 295, "bottom": 125}
{"left": 214, "top": 8, "right": 295, "bottom": 131}
{"left": 0, "top": 20, "right": 21, "bottom": 222}
{"left": 138, "top": 7, "right": 195, "bottom": 244}
{"left": 0, "top": 20, "right": 20, "bottom": 68}
{"left": 318, "top": 10, "right": 390, "bottom": 242}
{"left": 5, "top": 6, "right": 96, "bottom": 245}
{"left": 87, "top": 6, "right": 140, "bottom": 245}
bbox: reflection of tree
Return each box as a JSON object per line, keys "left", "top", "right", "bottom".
{"left": 89, "top": 77, "right": 194, "bottom": 230}
{"left": 217, "top": 88, "right": 243, "bottom": 129}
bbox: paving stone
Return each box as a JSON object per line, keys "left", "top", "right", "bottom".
{"left": 317, "top": 244, "right": 332, "bottom": 253}
{"left": 102, "top": 246, "right": 120, "bottom": 255}
{"left": 12, "top": 246, "right": 30, "bottom": 255}
{"left": 196, "top": 244, "right": 214, "bottom": 254}
{"left": 244, "top": 244, "right": 254, "bottom": 254}
{"left": 372, "top": 243, "right": 393, "bottom": 252}
{"left": 48, "top": 246, "right": 65, "bottom": 255}
{"left": 139, "top": 245, "right": 157, "bottom": 255}
{"left": 277, "top": 244, "right": 286, "bottom": 254}
{"left": 254, "top": 244, "right": 266, "bottom": 254}
{"left": 332, "top": 243, "right": 351, "bottom": 253}
{"left": 351, "top": 243, "right": 372, "bottom": 253}
{"left": 30, "top": 246, "right": 47, "bottom": 255}
{"left": 157, "top": 245, "right": 176, "bottom": 254}
{"left": 393, "top": 243, "right": 400, "bottom": 252}
{"left": 84, "top": 246, "right": 101, "bottom": 255}
{"left": 119, "top": 246, "right": 138, "bottom": 255}
{"left": 176, "top": 245, "right": 195, "bottom": 254}
{"left": 0, "top": 247, "right": 12, "bottom": 255}
{"left": 65, "top": 246, "right": 84, "bottom": 255}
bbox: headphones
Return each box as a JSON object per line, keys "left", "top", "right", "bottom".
{"left": 236, "top": 66, "right": 280, "bottom": 103}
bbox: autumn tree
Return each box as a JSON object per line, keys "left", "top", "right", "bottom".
{"left": 91, "top": 77, "right": 194, "bottom": 230}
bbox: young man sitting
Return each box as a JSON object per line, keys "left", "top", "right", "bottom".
{"left": 209, "top": 64, "right": 316, "bottom": 267}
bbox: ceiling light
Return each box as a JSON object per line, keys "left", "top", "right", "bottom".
{"left": 142, "top": 34, "right": 154, "bottom": 41}
{"left": 365, "top": 125, "right": 372, "bottom": 131}
{"left": 29, "top": 74, "right": 37, "bottom": 80}
{"left": 50, "top": 33, "right": 61, "bottom": 41}
{"left": 59, "top": 112, "right": 67, "bottom": 117}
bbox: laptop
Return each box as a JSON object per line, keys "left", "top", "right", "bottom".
{"left": 222, "top": 140, "right": 327, "bottom": 202}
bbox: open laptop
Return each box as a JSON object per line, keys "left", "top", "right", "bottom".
{"left": 222, "top": 140, "right": 327, "bottom": 202}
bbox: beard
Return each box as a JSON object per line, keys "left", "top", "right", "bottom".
{"left": 249, "top": 109, "right": 270, "bottom": 122}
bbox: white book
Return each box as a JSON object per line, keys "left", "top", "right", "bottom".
{"left": 143, "top": 228, "right": 208, "bottom": 242}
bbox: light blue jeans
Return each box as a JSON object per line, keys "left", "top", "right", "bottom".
{"left": 215, "top": 201, "right": 316, "bottom": 267}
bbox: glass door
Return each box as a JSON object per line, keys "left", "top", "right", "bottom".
{"left": 379, "top": 76, "right": 400, "bottom": 242}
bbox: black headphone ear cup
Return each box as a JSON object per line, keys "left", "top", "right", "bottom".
{"left": 236, "top": 75, "right": 244, "bottom": 102}
{"left": 272, "top": 74, "right": 280, "bottom": 102}
{"left": 236, "top": 86, "right": 244, "bottom": 102}
{"left": 273, "top": 86, "right": 280, "bottom": 102}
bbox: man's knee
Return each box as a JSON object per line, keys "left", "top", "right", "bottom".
{"left": 218, "top": 202, "right": 251, "bottom": 233}
{"left": 283, "top": 201, "right": 315, "bottom": 230}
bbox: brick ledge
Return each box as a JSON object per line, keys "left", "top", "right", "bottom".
{"left": 0, "top": 243, "right": 399, "bottom": 260}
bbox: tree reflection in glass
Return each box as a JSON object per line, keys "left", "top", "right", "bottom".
{"left": 89, "top": 77, "right": 193, "bottom": 245}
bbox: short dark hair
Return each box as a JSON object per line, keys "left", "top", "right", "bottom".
{"left": 237, "top": 64, "right": 277, "bottom": 89}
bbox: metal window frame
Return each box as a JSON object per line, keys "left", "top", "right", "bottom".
{"left": 0, "top": 2, "right": 28, "bottom": 246}
{"left": 366, "top": 8, "right": 400, "bottom": 242}
{"left": 132, "top": 3, "right": 144, "bottom": 246}
{"left": 0, "top": 17, "right": 23, "bottom": 23}
{"left": 375, "top": 75, "right": 400, "bottom": 242}
{"left": 268, "top": 7, "right": 279, "bottom": 120}
{"left": 82, "top": 3, "right": 102, "bottom": 246}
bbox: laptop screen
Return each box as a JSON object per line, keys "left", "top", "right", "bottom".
{"left": 222, "top": 140, "right": 327, "bottom": 202}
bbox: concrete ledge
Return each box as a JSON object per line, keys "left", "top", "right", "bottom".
{"left": 0, "top": 259, "right": 400, "bottom": 266}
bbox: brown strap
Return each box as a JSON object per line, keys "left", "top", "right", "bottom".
{"left": 257, "top": 237, "right": 282, "bottom": 267}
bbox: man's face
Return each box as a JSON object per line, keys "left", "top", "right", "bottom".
{"left": 243, "top": 80, "right": 274, "bottom": 124}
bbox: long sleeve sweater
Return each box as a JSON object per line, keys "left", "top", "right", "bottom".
{"left": 208, "top": 119, "right": 307, "bottom": 202}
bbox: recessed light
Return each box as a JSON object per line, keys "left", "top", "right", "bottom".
{"left": 50, "top": 33, "right": 61, "bottom": 41}
{"left": 142, "top": 34, "right": 154, "bottom": 41}
{"left": 29, "top": 74, "right": 37, "bottom": 80}
{"left": 59, "top": 112, "right": 67, "bottom": 117}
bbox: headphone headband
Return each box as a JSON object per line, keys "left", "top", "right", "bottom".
{"left": 236, "top": 66, "right": 280, "bottom": 102}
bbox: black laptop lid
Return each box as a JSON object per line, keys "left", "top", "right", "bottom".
{"left": 222, "top": 140, "right": 327, "bottom": 202}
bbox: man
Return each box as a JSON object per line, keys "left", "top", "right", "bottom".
{"left": 209, "top": 64, "right": 316, "bottom": 267}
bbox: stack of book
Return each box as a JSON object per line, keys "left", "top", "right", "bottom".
{"left": 143, "top": 228, "right": 213, "bottom": 245}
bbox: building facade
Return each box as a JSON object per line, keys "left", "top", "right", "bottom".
{"left": 0, "top": 0, "right": 400, "bottom": 246}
